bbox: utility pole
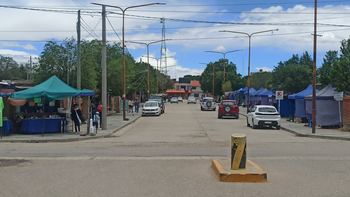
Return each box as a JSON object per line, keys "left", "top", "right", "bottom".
{"left": 30, "top": 56, "right": 32, "bottom": 81}
{"left": 312, "top": 0, "right": 318, "bottom": 133}
{"left": 101, "top": 6, "right": 107, "bottom": 129}
{"left": 77, "top": 10, "right": 82, "bottom": 108}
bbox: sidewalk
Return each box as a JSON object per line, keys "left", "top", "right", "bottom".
{"left": 0, "top": 112, "right": 142, "bottom": 143}
{"left": 239, "top": 106, "right": 350, "bottom": 141}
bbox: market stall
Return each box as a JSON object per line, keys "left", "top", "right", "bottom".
{"left": 10, "top": 75, "right": 95, "bottom": 136}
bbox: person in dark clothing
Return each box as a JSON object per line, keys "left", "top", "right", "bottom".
{"left": 71, "top": 104, "right": 83, "bottom": 133}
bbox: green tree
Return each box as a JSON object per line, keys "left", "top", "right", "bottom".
{"left": 250, "top": 72, "right": 272, "bottom": 90}
{"left": 184, "top": 74, "right": 200, "bottom": 81}
{"left": 329, "top": 37, "right": 350, "bottom": 91}
{"left": 0, "top": 55, "right": 29, "bottom": 81}
{"left": 318, "top": 50, "right": 338, "bottom": 88}
{"left": 200, "top": 58, "right": 240, "bottom": 96}
{"left": 267, "top": 52, "right": 313, "bottom": 94}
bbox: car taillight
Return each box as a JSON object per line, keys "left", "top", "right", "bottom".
{"left": 213, "top": 103, "right": 215, "bottom": 105}
{"left": 202, "top": 103, "right": 204, "bottom": 105}
{"left": 255, "top": 112, "right": 261, "bottom": 115}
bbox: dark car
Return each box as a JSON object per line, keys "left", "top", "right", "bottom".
{"left": 218, "top": 100, "right": 239, "bottom": 119}
{"left": 149, "top": 97, "right": 165, "bottom": 114}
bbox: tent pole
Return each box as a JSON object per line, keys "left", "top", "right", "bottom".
{"left": 42, "top": 97, "right": 45, "bottom": 137}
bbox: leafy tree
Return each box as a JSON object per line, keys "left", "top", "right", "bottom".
{"left": 184, "top": 74, "right": 200, "bottom": 81}
{"left": 329, "top": 37, "right": 350, "bottom": 91}
{"left": 250, "top": 72, "right": 272, "bottom": 90}
{"left": 318, "top": 50, "right": 338, "bottom": 88}
{"left": 200, "top": 58, "right": 240, "bottom": 96}
{"left": 267, "top": 52, "right": 313, "bottom": 94}
{"left": 0, "top": 55, "right": 29, "bottom": 81}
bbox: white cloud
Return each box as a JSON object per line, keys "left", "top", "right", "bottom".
{"left": 135, "top": 49, "right": 203, "bottom": 79}
{"left": 0, "top": 49, "right": 39, "bottom": 63}
{"left": 255, "top": 67, "right": 273, "bottom": 72}
{"left": 0, "top": 42, "right": 37, "bottom": 51}
{"left": 213, "top": 45, "right": 226, "bottom": 52}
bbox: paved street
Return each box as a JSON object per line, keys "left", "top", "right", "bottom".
{"left": 1, "top": 102, "right": 350, "bottom": 197}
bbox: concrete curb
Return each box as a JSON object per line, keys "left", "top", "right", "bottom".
{"left": 239, "top": 112, "right": 350, "bottom": 141}
{"left": 0, "top": 116, "right": 142, "bottom": 143}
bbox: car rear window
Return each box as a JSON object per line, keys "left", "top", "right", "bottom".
{"left": 221, "top": 102, "right": 236, "bottom": 106}
{"left": 203, "top": 99, "right": 214, "bottom": 102}
{"left": 258, "top": 107, "right": 277, "bottom": 112}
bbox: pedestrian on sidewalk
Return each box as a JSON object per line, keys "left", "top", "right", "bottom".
{"left": 128, "top": 98, "right": 134, "bottom": 113}
{"left": 93, "top": 111, "right": 99, "bottom": 132}
{"left": 97, "top": 101, "right": 102, "bottom": 128}
{"left": 135, "top": 99, "right": 140, "bottom": 113}
{"left": 71, "top": 104, "right": 84, "bottom": 133}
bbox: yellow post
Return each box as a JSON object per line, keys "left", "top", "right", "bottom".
{"left": 231, "top": 134, "right": 247, "bottom": 170}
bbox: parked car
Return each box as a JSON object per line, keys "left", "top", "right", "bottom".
{"left": 187, "top": 96, "right": 196, "bottom": 104}
{"left": 200, "top": 97, "right": 216, "bottom": 111}
{"left": 170, "top": 97, "right": 178, "bottom": 104}
{"left": 247, "top": 105, "right": 281, "bottom": 129}
{"left": 218, "top": 100, "right": 239, "bottom": 119}
{"left": 142, "top": 101, "right": 161, "bottom": 116}
{"left": 178, "top": 97, "right": 183, "bottom": 102}
{"left": 149, "top": 97, "right": 165, "bottom": 114}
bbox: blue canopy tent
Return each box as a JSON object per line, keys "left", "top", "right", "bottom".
{"left": 305, "top": 84, "right": 342, "bottom": 126}
{"left": 244, "top": 88, "right": 256, "bottom": 106}
{"left": 288, "top": 85, "right": 318, "bottom": 118}
{"left": 250, "top": 87, "right": 265, "bottom": 105}
{"left": 236, "top": 87, "right": 247, "bottom": 106}
{"left": 259, "top": 90, "right": 275, "bottom": 105}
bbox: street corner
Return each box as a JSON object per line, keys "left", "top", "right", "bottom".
{"left": 212, "top": 159, "right": 267, "bottom": 183}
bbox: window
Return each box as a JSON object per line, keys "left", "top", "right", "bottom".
{"left": 258, "top": 107, "right": 277, "bottom": 112}
{"left": 221, "top": 101, "right": 236, "bottom": 106}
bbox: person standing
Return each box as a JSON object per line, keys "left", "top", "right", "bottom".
{"left": 97, "top": 101, "right": 102, "bottom": 128}
{"left": 128, "top": 99, "right": 134, "bottom": 113}
{"left": 135, "top": 99, "right": 140, "bottom": 113}
{"left": 93, "top": 111, "right": 99, "bottom": 132}
{"left": 71, "top": 104, "right": 83, "bottom": 133}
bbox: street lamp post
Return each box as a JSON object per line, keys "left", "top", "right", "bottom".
{"left": 219, "top": 29, "right": 278, "bottom": 113}
{"left": 205, "top": 49, "right": 242, "bottom": 94}
{"left": 92, "top": 2, "right": 165, "bottom": 121}
{"left": 143, "top": 56, "right": 160, "bottom": 94}
{"left": 126, "top": 40, "right": 169, "bottom": 100}
{"left": 200, "top": 62, "right": 222, "bottom": 97}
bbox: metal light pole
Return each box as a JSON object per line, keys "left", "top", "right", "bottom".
{"left": 126, "top": 40, "right": 169, "bottom": 100}
{"left": 200, "top": 62, "right": 222, "bottom": 97}
{"left": 205, "top": 49, "right": 243, "bottom": 94}
{"left": 143, "top": 56, "right": 160, "bottom": 94}
{"left": 220, "top": 29, "right": 278, "bottom": 113}
{"left": 92, "top": 2, "right": 165, "bottom": 121}
{"left": 312, "top": 0, "right": 318, "bottom": 133}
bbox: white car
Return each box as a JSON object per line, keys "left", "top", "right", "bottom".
{"left": 187, "top": 96, "right": 196, "bottom": 104}
{"left": 142, "top": 101, "right": 161, "bottom": 116}
{"left": 247, "top": 105, "right": 281, "bottom": 129}
{"left": 178, "top": 97, "right": 183, "bottom": 102}
{"left": 200, "top": 97, "right": 216, "bottom": 111}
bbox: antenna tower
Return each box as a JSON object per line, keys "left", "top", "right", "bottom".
{"left": 160, "top": 17, "right": 167, "bottom": 79}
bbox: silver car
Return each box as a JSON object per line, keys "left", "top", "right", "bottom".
{"left": 200, "top": 97, "right": 216, "bottom": 111}
{"left": 187, "top": 96, "right": 196, "bottom": 104}
{"left": 142, "top": 101, "right": 161, "bottom": 116}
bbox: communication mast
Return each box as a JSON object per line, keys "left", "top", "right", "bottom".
{"left": 160, "top": 18, "right": 167, "bottom": 82}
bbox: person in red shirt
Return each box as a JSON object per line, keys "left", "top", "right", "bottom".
{"left": 97, "top": 101, "right": 102, "bottom": 128}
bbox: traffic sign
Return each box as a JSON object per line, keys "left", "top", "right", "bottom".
{"left": 334, "top": 92, "right": 343, "bottom": 101}
{"left": 276, "top": 91, "right": 283, "bottom": 100}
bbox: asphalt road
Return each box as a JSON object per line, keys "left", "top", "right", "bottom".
{"left": 1, "top": 101, "right": 350, "bottom": 197}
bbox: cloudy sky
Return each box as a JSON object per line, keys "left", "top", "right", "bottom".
{"left": 1, "top": 0, "right": 350, "bottom": 80}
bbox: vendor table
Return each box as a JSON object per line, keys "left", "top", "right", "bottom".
{"left": 1, "top": 120, "right": 13, "bottom": 136}
{"left": 21, "top": 118, "right": 67, "bottom": 134}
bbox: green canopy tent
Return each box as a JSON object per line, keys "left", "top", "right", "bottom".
{"left": 11, "top": 75, "right": 95, "bottom": 137}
